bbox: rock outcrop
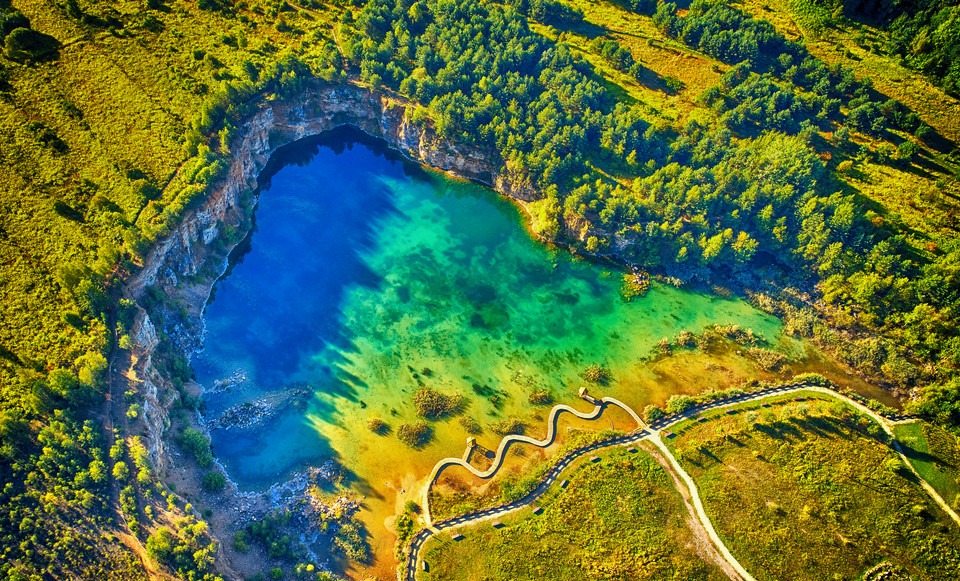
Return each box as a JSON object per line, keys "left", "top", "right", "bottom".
{"left": 127, "top": 81, "right": 530, "bottom": 308}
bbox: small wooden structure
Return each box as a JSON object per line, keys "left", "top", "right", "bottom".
{"left": 492, "top": 520, "right": 504, "bottom": 528}
{"left": 422, "top": 560, "right": 429, "bottom": 572}
{"left": 590, "top": 455, "right": 600, "bottom": 463}
{"left": 532, "top": 506, "right": 543, "bottom": 515}
{"left": 578, "top": 386, "right": 598, "bottom": 404}
{"left": 451, "top": 533, "right": 464, "bottom": 541}
{"left": 626, "top": 447, "right": 637, "bottom": 453}
{"left": 560, "top": 479, "right": 569, "bottom": 488}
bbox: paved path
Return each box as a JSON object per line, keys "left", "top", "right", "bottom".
{"left": 402, "top": 383, "right": 947, "bottom": 581}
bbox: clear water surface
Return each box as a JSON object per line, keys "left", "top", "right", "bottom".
{"left": 192, "top": 128, "right": 786, "bottom": 571}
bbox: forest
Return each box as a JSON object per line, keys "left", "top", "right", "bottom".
{"left": 0, "top": 0, "right": 958, "bottom": 579}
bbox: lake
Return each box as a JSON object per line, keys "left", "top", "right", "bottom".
{"left": 191, "top": 127, "right": 786, "bottom": 574}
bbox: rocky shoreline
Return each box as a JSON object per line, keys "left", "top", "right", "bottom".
{"left": 204, "top": 386, "right": 311, "bottom": 432}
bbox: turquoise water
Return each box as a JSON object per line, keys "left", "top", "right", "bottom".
{"left": 193, "top": 128, "right": 785, "bottom": 569}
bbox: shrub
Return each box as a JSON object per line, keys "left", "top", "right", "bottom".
{"left": 202, "top": 472, "right": 226, "bottom": 492}
{"left": 748, "top": 347, "right": 788, "bottom": 371}
{"left": 582, "top": 364, "right": 611, "bottom": 384}
{"left": 643, "top": 404, "right": 666, "bottom": 423}
{"left": 233, "top": 530, "right": 250, "bottom": 552}
{"left": 397, "top": 421, "right": 431, "bottom": 448}
{"left": 490, "top": 418, "right": 526, "bottom": 436}
{"left": 333, "top": 515, "right": 370, "bottom": 563}
{"left": 666, "top": 394, "right": 695, "bottom": 414}
{"left": 528, "top": 389, "right": 552, "bottom": 405}
{"left": 413, "top": 385, "right": 462, "bottom": 418}
{"left": 367, "top": 417, "right": 387, "bottom": 434}
{"left": 459, "top": 416, "right": 482, "bottom": 434}
{"left": 179, "top": 428, "right": 213, "bottom": 467}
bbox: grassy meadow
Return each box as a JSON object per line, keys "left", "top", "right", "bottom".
{"left": 422, "top": 445, "right": 728, "bottom": 581}
{"left": 667, "top": 395, "right": 960, "bottom": 580}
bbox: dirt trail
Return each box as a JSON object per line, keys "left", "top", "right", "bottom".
{"left": 643, "top": 441, "right": 746, "bottom": 581}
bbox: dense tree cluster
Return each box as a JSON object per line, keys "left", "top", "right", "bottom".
{"left": 0, "top": 414, "right": 146, "bottom": 580}
{"left": 347, "top": 0, "right": 657, "bottom": 189}
{"left": 884, "top": 0, "right": 960, "bottom": 95}
{"left": 145, "top": 519, "right": 221, "bottom": 581}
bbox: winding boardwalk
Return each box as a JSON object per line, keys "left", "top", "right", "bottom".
{"left": 403, "top": 383, "right": 949, "bottom": 581}
{"left": 420, "top": 394, "right": 645, "bottom": 524}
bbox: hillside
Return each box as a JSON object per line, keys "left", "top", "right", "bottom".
{"left": 0, "top": 0, "right": 959, "bottom": 579}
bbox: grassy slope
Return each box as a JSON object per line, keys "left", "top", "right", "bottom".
{"left": 894, "top": 421, "right": 960, "bottom": 510}
{"left": 422, "top": 446, "right": 727, "bottom": 581}
{"left": 734, "top": 0, "right": 960, "bottom": 237}
{"left": 668, "top": 396, "right": 960, "bottom": 580}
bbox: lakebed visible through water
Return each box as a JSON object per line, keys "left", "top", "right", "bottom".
{"left": 193, "top": 128, "right": 791, "bottom": 575}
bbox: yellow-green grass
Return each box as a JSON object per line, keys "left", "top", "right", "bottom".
{"left": 552, "top": 0, "right": 727, "bottom": 119}
{"left": 894, "top": 422, "right": 960, "bottom": 511}
{"left": 421, "top": 446, "right": 727, "bottom": 581}
{"left": 736, "top": 0, "right": 960, "bottom": 144}
{"left": 668, "top": 397, "right": 960, "bottom": 580}
{"left": 663, "top": 389, "right": 839, "bottom": 436}
{"left": 0, "top": 0, "right": 338, "bottom": 405}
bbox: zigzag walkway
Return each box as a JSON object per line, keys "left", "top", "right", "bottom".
{"left": 420, "top": 394, "right": 643, "bottom": 524}
{"left": 402, "top": 382, "right": 939, "bottom": 581}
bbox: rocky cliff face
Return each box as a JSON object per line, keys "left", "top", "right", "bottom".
{"left": 128, "top": 82, "right": 531, "bottom": 302}
{"left": 124, "top": 80, "right": 533, "bottom": 480}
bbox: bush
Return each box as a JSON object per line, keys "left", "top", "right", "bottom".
{"left": 413, "top": 386, "right": 462, "bottom": 418}
{"left": 367, "top": 417, "right": 387, "bottom": 434}
{"left": 665, "top": 394, "right": 695, "bottom": 414}
{"left": 202, "top": 472, "right": 226, "bottom": 492}
{"left": 748, "top": 347, "right": 788, "bottom": 371}
{"left": 333, "top": 515, "right": 370, "bottom": 563}
{"left": 459, "top": 416, "right": 482, "bottom": 434}
{"left": 643, "top": 404, "right": 666, "bottom": 423}
{"left": 528, "top": 389, "right": 552, "bottom": 405}
{"left": 397, "top": 421, "right": 431, "bottom": 448}
{"left": 490, "top": 418, "right": 526, "bottom": 436}
{"left": 179, "top": 428, "right": 214, "bottom": 467}
{"left": 4, "top": 26, "right": 59, "bottom": 61}
{"left": 582, "top": 364, "right": 611, "bottom": 384}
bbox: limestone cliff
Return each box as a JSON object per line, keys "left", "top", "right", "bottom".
{"left": 128, "top": 82, "right": 531, "bottom": 310}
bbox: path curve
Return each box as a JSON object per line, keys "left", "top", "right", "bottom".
{"left": 403, "top": 382, "right": 954, "bottom": 581}
{"left": 421, "top": 396, "right": 645, "bottom": 524}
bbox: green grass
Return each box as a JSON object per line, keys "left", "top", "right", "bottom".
{"left": 422, "top": 446, "right": 727, "bottom": 581}
{"left": 669, "top": 398, "right": 960, "bottom": 580}
{"left": 894, "top": 422, "right": 960, "bottom": 510}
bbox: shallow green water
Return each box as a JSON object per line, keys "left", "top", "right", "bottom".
{"left": 193, "top": 128, "right": 785, "bottom": 569}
